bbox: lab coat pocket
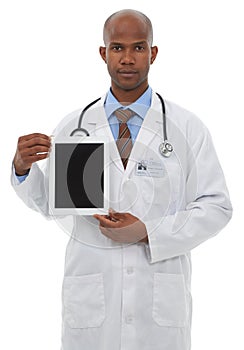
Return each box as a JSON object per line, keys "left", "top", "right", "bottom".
{"left": 140, "top": 160, "right": 181, "bottom": 206}
{"left": 152, "top": 273, "right": 187, "bottom": 327}
{"left": 63, "top": 273, "right": 106, "bottom": 329}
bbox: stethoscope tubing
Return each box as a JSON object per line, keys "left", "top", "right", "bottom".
{"left": 70, "top": 92, "right": 173, "bottom": 157}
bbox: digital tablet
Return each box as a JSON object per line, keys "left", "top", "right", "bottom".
{"left": 49, "top": 136, "right": 109, "bottom": 215}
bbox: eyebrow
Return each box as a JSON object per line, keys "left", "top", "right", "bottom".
{"left": 109, "top": 41, "right": 148, "bottom": 46}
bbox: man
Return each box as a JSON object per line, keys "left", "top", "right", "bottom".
{"left": 12, "top": 9, "right": 232, "bottom": 350}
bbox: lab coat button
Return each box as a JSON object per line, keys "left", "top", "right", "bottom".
{"left": 127, "top": 267, "right": 134, "bottom": 274}
{"left": 125, "top": 315, "right": 134, "bottom": 324}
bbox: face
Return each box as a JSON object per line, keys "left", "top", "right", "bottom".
{"left": 100, "top": 14, "right": 158, "bottom": 100}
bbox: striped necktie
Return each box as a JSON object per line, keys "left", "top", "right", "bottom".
{"left": 114, "top": 108, "right": 135, "bottom": 169}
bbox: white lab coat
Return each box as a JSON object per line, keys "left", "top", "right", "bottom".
{"left": 11, "top": 91, "right": 232, "bottom": 350}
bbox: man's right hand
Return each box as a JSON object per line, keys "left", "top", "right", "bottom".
{"left": 13, "top": 133, "right": 51, "bottom": 175}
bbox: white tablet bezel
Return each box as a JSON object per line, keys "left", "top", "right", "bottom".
{"left": 49, "top": 136, "right": 109, "bottom": 215}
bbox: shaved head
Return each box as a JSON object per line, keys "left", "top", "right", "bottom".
{"left": 103, "top": 9, "right": 153, "bottom": 46}
{"left": 99, "top": 9, "right": 158, "bottom": 102}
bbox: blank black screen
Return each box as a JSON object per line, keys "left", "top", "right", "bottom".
{"left": 55, "top": 143, "right": 104, "bottom": 208}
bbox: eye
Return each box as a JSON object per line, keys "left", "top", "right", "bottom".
{"left": 112, "top": 45, "right": 122, "bottom": 51}
{"left": 135, "top": 45, "right": 145, "bottom": 51}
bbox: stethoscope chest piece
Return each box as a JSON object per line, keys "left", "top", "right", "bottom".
{"left": 159, "top": 141, "right": 173, "bottom": 158}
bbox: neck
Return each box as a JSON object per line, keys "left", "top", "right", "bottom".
{"left": 111, "top": 83, "right": 149, "bottom": 105}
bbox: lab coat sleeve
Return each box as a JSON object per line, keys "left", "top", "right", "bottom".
{"left": 11, "top": 159, "right": 52, "bottom": 218}
{"left": 144, "top": 121, "right": 233, "bottom": 264}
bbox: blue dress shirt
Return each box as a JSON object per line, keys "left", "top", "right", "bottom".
{"left": 104, "top": 86, "right": 152, "bottom": 144}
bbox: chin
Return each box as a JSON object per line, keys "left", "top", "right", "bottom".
{"left": 117, "top": 82, "right": 142, "bottom": 91}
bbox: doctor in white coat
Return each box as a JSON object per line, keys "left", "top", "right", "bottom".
{"left": 11, "top": 9, "right": 232, "bottom": 350}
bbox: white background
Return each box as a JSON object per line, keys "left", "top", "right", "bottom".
{"left": 0, "top": 0, "right": 243, "bottom": 349}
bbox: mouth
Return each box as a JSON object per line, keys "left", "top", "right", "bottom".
{"left": 118, "top": 70, "right": 137, "bottom": 77}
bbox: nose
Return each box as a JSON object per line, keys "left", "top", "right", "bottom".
{"left": 120, "top": 49, "right": 135, "bottom": 65}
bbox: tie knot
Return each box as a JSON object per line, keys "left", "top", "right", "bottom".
{"left": 114, "top": 108, "right": 135, "bottom": 123}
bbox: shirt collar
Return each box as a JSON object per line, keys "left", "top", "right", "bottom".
{"left": 104, "top": 86, "right": 152, "bottom": 120}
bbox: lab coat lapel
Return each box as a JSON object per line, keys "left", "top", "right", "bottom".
{"left": 84, "top": 95, "right": 125, "bottom": 174}
{"left": 125, "top": 92, "right": 162, "bottom": 177}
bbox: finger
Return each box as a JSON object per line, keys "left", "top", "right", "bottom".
{"left": 108, "top": 207, "right": 116, "bottom": 214}
{"left": 93, "top": 214, "right": 107, "bottom": 226}
{"left": 109, "top": 211, "right": 126, "bottom": 221}
{"left": 19, "top": 137, "right": 51, "bottom": 150}
{"left": 21, "top": 145, "right": 51, "bottom": 157}
{"left": 93, "top": 214, "right": 120, "bottom": 228}
{"left": 30, "top": 153, "right": 50, "bottom": 161}
{"left": 93, "top": 214, "right": 105, "bottom": 220}
{"left": 21, "top": 153, "right": 50, "bottom": 167}
{"left": 18, "top": 133, "right": 51, "bottom": 142}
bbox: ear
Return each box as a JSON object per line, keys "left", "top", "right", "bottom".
{"left": 150, "top": 46, "right": 158, "bottom": 64}
{"left": 99, "top": 46, "right": 107, "bottom": 63}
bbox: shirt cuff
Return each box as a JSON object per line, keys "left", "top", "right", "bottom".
{"left": 16, "top": 173, "right": 29, "bottom": 183}
{"left": 12, "top": 164, "right": 29, "bottom": 184}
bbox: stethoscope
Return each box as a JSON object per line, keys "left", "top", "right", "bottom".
{"left": 70, "top": 92, "right": 173, "bottom": 158}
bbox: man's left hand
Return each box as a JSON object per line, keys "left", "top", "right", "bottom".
{"left": 93, "top": 210, "right": 148, "bottom": 244}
